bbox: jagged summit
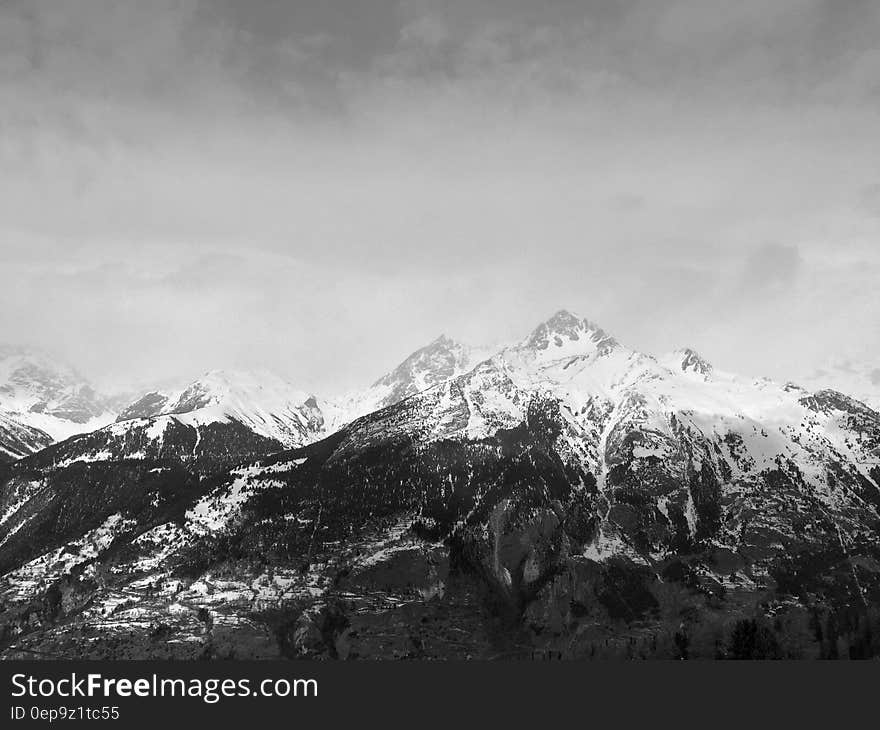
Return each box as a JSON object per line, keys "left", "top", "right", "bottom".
{"left": 370, "top": 334, "right": 475, "bottom": 406}
{"left": 675, "top": 348, "right": 713, "bottom": 376}
{"left": 111, "top": 368, "right": 322, "bottom": 447}
{"left": 518, "top": 309, "right": 619, "bottom": 359}
{"left": 797, "top": 359, "right": 880, "bottom": 412}
{"left": 0, "top": 346, "right": 86, "bottom": 402}
{"left": 334, "top": 310, "right": 626, "bottom": 430}
{"left": 0, "top": 345, "right": 114, "bottom": 441}
{"left": 116, "top": 391, "right": 168, "bottom": 422}
{"left": 543, "top": 309, "right": 584, "bottom": 330}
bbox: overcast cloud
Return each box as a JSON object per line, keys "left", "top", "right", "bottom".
{"left": 1, "top": 0, "right": 878, "bottom": 393}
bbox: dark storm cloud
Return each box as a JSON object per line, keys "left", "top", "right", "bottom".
{"left": 3, "top": 0, "right": 879, "bottom": 108}
{"left": 201, "top": 0, "right": 401, "bottom": 61}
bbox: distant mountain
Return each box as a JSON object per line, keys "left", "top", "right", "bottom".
{"left": 658, "top": 347, "right": 714, "bottom": 378}
{"left": 116, "top": 369, "right": 327, "bottom": 447}
{"left": 368, "top": 334, "right": 494, "bottom": 406}
{"left": 42, "top": 339, "right": 500, "bottom": 472}
{"left": 2, "top": 311, "right": 878, "bottom": 660}
{"left": 0, "top": 331, "right": 506, "bottom": 467}
{"left": 796, "top": 360, "right": 880, "bottom": 412}
{"left": 327, "top": 334, "right": 496, "bottom": 431}
{"left": 22, "top": 370, "right": 329, "bottom": 476}
{"left": 0, "top": 346, "right": 115, "bottom": 459}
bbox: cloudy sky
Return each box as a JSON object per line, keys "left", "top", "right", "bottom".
{"left": 1, "top": 0, "right": 878, "bottom": 394}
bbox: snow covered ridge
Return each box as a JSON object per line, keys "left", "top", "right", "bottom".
{"left": 113, "top": 369, "right": 326, "bottom": 448}
{"left": 2, "top": 310, "right": 878, "bottom": 467}
{"left": 93, "top": 309, "right": 657, "bottom": 453}
{"left": 154, "top": 308, "right": 879, "bottom": 548}
{"left": 796, "top": 359, "right": 880, "bottom": 412}
{"left": 320, "top": 312, "right": 879, "bottom": 508}
{"left": 326, "top": 334, "right": 498, "bottom": 432}
{"left": 0, "top": 346, "right": 116, "bottom": 443}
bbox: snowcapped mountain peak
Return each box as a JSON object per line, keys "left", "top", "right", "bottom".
{"left": 795, "top": 359, "right": 880, "bottom": 412}
{"left": 0, "top": 346, "right": 83, "bottom": 401}
{"left": 0, "top": 345, "right": 114, "bottom": 441}
{"left": 127, "top": 368, "right": 313, "bottom": 420}
{"left": 167, "top": 368, "right": 310, "bottom": 414}
{"left": 666, "top": 348, "right": 714, "bottom": 377}
{"left": 370, "top": 334, "right": 475, "bottom": 402}
{"left": 517, "top": 310, "right": 619, "bottom": 361}
{"left": 325, "top": 332, "right": 498, "bottom": 431}
{"left": 543, "top": 308, "right": 585, "bottom": 331}
{"left": 111, "top": 368, "right": 323, "bottom": 449}
{"left": 116, "top": 391, "right": 168, "bottom": 422}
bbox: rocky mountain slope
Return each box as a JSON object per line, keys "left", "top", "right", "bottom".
{"left": 0, "top": 371, "right": 331, "bottom": 512}
{"left": 325, "top": 334, "right": 496, "bottom": 432}
{"left": 1, "top": 312, "right": 879, "bottom": 660}
{"left": 13, "top": 334, "right": 500, "bottom": 475}
{"left": 114, "top": 369, "right": 325, "bottom": 445}
{"left": 0, "top": 412, "right": 52, "bottom": 465}
{"left": 796, "top": 359, "right": 880, "bottom": 412}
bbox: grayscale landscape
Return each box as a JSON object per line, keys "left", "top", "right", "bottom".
{"left": 1, "top": 1, "right": 879, "bottom": 660}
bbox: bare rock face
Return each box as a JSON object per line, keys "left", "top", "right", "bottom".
{"left": 677, "top": 348, "right": 713, "bottom": 377}
{"left": 116, "top": 392, "right": 170, "bottom": 422}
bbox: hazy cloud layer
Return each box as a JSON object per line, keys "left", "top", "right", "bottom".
{"left": 1, "top": 0, "right": 878, "bottom": 393}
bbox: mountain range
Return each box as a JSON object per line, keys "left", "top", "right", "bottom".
{"left": 1, "top": 311, "right": 879, "bottom": 660}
